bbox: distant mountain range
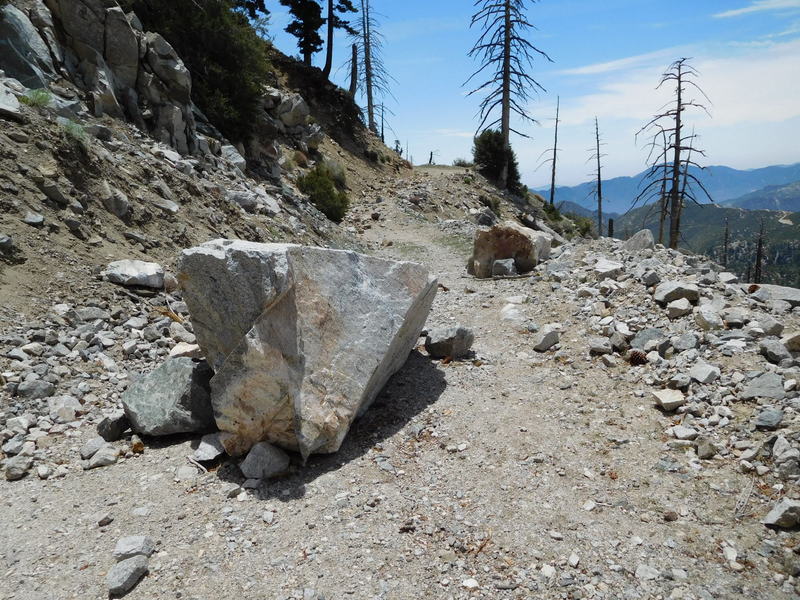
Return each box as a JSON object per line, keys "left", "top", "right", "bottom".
{"left": 533, "top": 162, "right": 800, "bottom": 215}
{"left": 721, "top": 180, "right": 800, "bottom": 212}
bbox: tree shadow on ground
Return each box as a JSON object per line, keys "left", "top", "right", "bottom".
{"left": 215, "top": 350, "right": 447, "bottom": 500}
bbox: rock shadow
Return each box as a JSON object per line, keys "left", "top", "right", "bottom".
{"left": 216, "top": 350, "right": 447, "bottom": 500}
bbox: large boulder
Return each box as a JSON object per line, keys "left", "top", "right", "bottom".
{"left": 178, "top": 240, "right": 437, "bottom": 459}
{"left": 0, "top": 4, "right": 56, "bottom": 88}
{"left": 754, "top": 285, "right": 800, "bottom": 308}
{"left": 467, "top": 221, "right": 551, "bottom": 279}
{"left": 122, "top": 358, "right": 214, "bottom": 436}
{"left": 623, "top": 229, "right": 655, "bottom": 252}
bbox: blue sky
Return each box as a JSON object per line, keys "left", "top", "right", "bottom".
{"left": 268, "top": 0, "right": 800, "bottom": 187}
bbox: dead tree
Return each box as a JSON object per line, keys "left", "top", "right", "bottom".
{"left": 636, "top": 58, "right": 712, "bottom": 250}
{"left": 587, "top": 116, "right": 606, "bottom": 236}
{"left": 360, "top": 0, "right": 375, "bottom": 131}
{"left": 549, "top": 97, "right": 560, "bottom": 206}
{"left": 754, "top": 218, "right": 766, "bottom": 284}
{"left": 349, "top": 1, "right": 393, "bottom": 134}
{"left": 465, "top": 0, "right": 551, "bottom": 190}
{"left": 348, "top": 43, "right": 358, "bottom": 96}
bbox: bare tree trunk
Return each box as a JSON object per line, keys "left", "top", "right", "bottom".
{"left": 549, "top": 96, "right": 559, "bottom": 206}
{"left": 361, "top": 0, "right": 376, "bottom": 132}
{"left": 499, "top": 0, "right": 511, "bottom": 189}
{"left": 381, "top": 102, "right": 386, "bottom": 144}
{"left": 322, "top": 0, "right": 335, "bottom": 78}
{"left": 754, "top": 218, "right": 765, "bottom": 284}
{"left": 667, "top": 63, "right": 684, "bottom": 250}
{"left": 594, "top": 116, "right": 603, "bottom": 237}
{"left": 348, "top": 43, "right": 358, "bottom": 97}
{"left": 657, "top": 134, "right": 668, "bottom": 245}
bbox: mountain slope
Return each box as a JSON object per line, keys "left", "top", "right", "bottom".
{"left": 614, "top": 203, "right": 800, "bottom": 286}
{"left": 536, "top": 163, "right": 800, "bottom": 215}
{"left": 722, "top": 180, "right": 800, "bottom": 211}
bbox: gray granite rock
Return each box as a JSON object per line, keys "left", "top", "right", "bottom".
{"left": 425, "top": 325, "right": 474, "bottom": 359}
{"left": 122, "top": 358, "right": 214, "bottom": 437}
{"left": 107, "top": 555, "right": 148, "bottom": 596}
{"left": 239, "top": 441, "right": 290, "bottom": 480}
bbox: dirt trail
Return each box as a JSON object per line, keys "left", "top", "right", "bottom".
{"left": 1, "top": 166, "right": 795, "bottom": 600}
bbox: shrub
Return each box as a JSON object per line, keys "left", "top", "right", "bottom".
{"left": 472, "top": 129, "right": 522, "bottom": 194}
{"left": 298, "top": 164, "right": 349, "bottom": 223}
{"left": 60, "top": 120, "right": 87, "bottom": 143}
{"left": 479, "top": 194, "right": 501, "bottom": 215}
{"left": 565, "top": 213, "right": 595, "bottom": 237}
{"left": 20, "top": 88, "right": 52, "bottom": 108}
{"left": 120, "top": 0, "right": 270, "bottom": 143}
{"left": 453, "top": 158, "right": 474, "bottom": 167}
{"left": 542, "top": 202, "right": 562, "bottom": 222}
{"left": 323, "top": 159, "right": 347, "bottom": 188}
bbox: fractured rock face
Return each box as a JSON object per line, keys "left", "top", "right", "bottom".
{"left": 178, "top": 240, "right": 437, "bottom": 459}
{"left": 467, "top": 221, "right": 551, "bottom": 279}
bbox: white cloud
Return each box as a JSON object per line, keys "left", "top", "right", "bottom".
{"left": 557, "top": 48, "right": 685, "bottom": 76}
{"left": 433, "top": 129, "right": 475, "bottom": 138}
{"left": 714, "top": 0, "right": 800, "bottom": 18}
{"left": 517, "top": 39, "right": 800, "bottom": 186}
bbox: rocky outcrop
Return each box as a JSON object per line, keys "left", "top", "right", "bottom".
{"left": 0, "top": 0, "right": 198, "bottom": 153}
{"left": 178, "top": 240, "right": 437, "bottom": 459}
{"left": 467, "top": 221, "right": 552, "bottom": 279}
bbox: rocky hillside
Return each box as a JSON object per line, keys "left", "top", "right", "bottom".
{"left": 614, "top": 203, "right": 800, "bottom": 288}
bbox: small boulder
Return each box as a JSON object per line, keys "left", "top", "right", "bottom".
{"left": 623, "top": 229, "right": 655, "bottom": 252}
{"left": 467, "top": 221, "right": 551, "bottom": 279}
{"left": 4, "top": 455, "right": 33, "bottom": 480}
{"left": 653, "top": 281, "right": 699, "bottom": 305}
{"left": 594, "top": 258, "right": 624, "bottom": 281}
{"left": 761, "top": 339, "right": 792, "bottom": 364}
{"left": 103, "top": 260, "right": 164, "bottom": 289}
{"left": 424, "top": 325, "right": 474, "bottom": 359}
{"left": 695, "top": 306, "right": 724, "bottom": 331}
{"left": 741, "top": 372, "right": 785, "bottom": 401}
{"left": 652, "top": 389, "right": 686, "bottom": 411}
{"left": 122, "top": 358, "right": 214, "bottom": 436}
{"left": 491, "top": 258, "right": 517, "bottom": 277}
{"left": 689, "top": 362, "right": 720, "bottom": 385}
{"left": 239, "top": 441, "right": 290, "bottom": 480}
{"left": 113, "top": 536, "right": 156, "bottom": 561}
{"left": 107, "top": 555, "right": 148, "bottom": 596}
{"left": 533, "top": 324, "right": 560, "bottom": 352}
{"left": 193, "top": 433, "right": 226, "bottom": 462}
{"left": 763, "top": 499, "right": 800, "bottom": 528}
{"left": 97, "top": 411, "right": 131, "bottom": 442}
{"left": 782, "top": 331, "right": 800, "bottom": 353}
{"left": 666, "top": 298, "right": 692, "bottom": 319}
